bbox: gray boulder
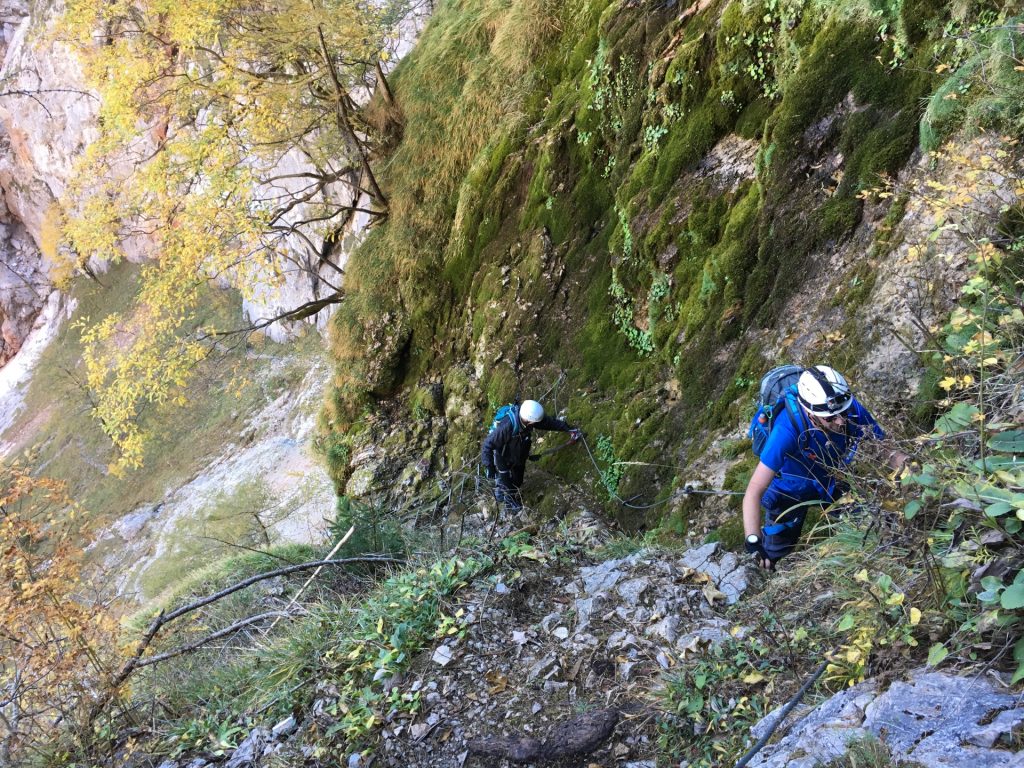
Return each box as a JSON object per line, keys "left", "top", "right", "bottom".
{"left": 747, "top": 670, "right": 1024, "bottom": 767}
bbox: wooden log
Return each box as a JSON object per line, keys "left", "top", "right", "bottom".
{"left": 467, "top": 708, "right": 619, "bottom": 763}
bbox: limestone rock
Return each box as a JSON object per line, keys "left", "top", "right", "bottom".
{"left": 747, "top": 670, "right": 1024, "bottom": 768}
{"left": 223, "top": 727, "right": 269, "bottom": 768}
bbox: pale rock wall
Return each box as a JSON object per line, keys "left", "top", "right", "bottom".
{"left": 0, "top": 0, "right": 97, "bottom": 363}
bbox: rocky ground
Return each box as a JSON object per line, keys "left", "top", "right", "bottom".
{"left": 148, "top": 508, "right": 1024, "bottom": 768}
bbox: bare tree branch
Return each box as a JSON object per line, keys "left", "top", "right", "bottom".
{"left": 133, "top": 611, "right": 292, "bottom": 669}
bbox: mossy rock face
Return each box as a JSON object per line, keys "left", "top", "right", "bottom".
{"left": 323, "top": 0, "right": 970, "bottom": 525}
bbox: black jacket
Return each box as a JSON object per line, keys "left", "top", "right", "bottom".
{"left": 481, "top": 413, "right": 571, "bottom": 474}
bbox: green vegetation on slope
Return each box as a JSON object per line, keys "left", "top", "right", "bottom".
{"left": 325, "top": 0, "right": 1024, "bottom": 531}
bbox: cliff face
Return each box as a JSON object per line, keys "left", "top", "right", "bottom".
{"left": 323, "top": 0, "right": 1010, "bottom": 527}
{"left": 0, "top": 0, "right": 83, "bottom": 363}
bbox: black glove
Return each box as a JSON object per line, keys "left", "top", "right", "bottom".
{"left": 744, "top": 534, "right": 770, "bottom": 563}
{"left": 528, "top": 454, "right": 540, "bottom": 462}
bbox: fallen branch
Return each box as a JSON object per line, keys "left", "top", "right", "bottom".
{"left": 89, "top": 554, "right": 401, "bottom": 725}
{"left": 268, "top": 526, "right": 354, "bottom": 631}
{"left": 468, "top": 708, "right": 619, "bottom": 763}
{"left": 134, "top": 611, "right": 291, "bottom": 669}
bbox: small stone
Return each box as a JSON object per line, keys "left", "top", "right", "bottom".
{"left": 512, "top": 630, "right": 528, "bottom": 645}
{"left": 410, "top": 723, "right": 429, "bottom": 740}
{"left": 528, "top": 654, "right": 558, "bottom": 681}
{"left": 608, "top": 631, "right": 641, "bottom": 650}
{"left": 532, "top": 702, "right": 543, "bottom": 714}
{"left": 678, "top": 542, "right": 719, "bottom": 571}
{"left": 432, "top": 645, "right": 455, "bottom": 666}
{"left": 618, "top": 661, "right": 638, "bottom": 681}
{"left": 616, "top": 576, "right": 651, "bottom": 603}
{"left": 581, "top": 561, "right": 625, "bottom": 594}
{"left": 495, "top": 582, "right": 510, "bottom": 594}
{"left": 541, "top": 612, "right": 562, "bottom": 633}
{"left": 552, "top": 626, "right": 570, "bottom": 640}
{"left": 575, "top": 595, "right": 605, "bottom": 628}
{"left": 646, "top": 615, "right": 681, "bottom": 644}
{"left": 347, "top": 753, "right": 362, "bottom": 768}
{"left": 224, "top": 727, "right": 269, "bottom": 768}
{"left": 655, "top": 651, "right": 672, "bottom": 670}
{"left": 271, "top": 715, "right": 297, "bottom": 738}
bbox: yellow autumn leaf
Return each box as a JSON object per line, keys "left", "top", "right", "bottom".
{"left": 855, "top": 569, "right": 870, "bottom": 583}
{"left": 938, "top": 377, "right": 957, "bottom": 391}
{"left": 743, "top": 672, "right": 766, "bottom": 684}
{"left": 909, "top": 607, "right": 922, "bottom": 625}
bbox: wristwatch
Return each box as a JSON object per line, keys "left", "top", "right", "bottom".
{"left": 746, "top": 534, "right": 760, "bottom": 546}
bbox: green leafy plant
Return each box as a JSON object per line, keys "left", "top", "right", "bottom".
{"left": 595, "top": 435, "right": 623, "bottom": 500}
{"left": 828, "top": 567, "right": 922, "bottom": 688}
{"left": 658, "top": 631, "right": 818, "bottom": 766}
{"left": 866, "top": 140, "right": 1024, "bottom": 682}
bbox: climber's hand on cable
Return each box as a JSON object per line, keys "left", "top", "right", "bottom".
{"left": 569, "top": 428, "right": 583, "bottom": 443}
{"left": 745, "top": 535, "right": 774, "bottom": 570}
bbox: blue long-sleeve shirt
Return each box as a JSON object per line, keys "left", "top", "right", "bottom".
{"left": 752, "top": 393, "right": 884, "bottom": 509}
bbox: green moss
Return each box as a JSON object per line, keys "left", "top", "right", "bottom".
{"left": 322, "top": 0, "right": 961, "bottom": 535}
{"left": 820, "top": 316, "right": 872, "bottom": 375}
{"left": 485, "top": 364, "right": 518, "bottom": 410}
{"left": 910, "top": 362, "right": 943, "bottom": 430}
{"left": 921, "top": 22, "right": 1024, "bottom": 151}
{"left": 709, "top": 516, "right": 745, "bottom": 550}
{"left": 648, "top": 96, "right": 730, "bottom": 203}
{"left": 734, "top": 97, "right": 773, "bottom": 139}
{"left": 409, "top": 383, "right": 443, "bottom": 417}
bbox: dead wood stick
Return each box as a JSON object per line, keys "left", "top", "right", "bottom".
{"left": 468, "top": 708, "right": 619, "bottom": 763}
{"left": 90, "top": 554, "right": 400, "bottom": 725}
{"left": 268, "top": 526, "right": 354, "bottom": 631}
{"left": 134, "top": 611, "right": 291, "bottom": 669}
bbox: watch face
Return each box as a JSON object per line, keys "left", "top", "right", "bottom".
{"left": 746, "top": 534, "right": 759, "bottom": 544}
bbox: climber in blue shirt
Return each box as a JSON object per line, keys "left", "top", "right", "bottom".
{"left": 742, "top": 365, "right": 903, "bottom": 568}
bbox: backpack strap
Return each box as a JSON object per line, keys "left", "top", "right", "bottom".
{"left": 507, "top": 407, "right": 520, "bottom": 434}
{"left": 782, "top": 392, "right": 835, "bottom": 499}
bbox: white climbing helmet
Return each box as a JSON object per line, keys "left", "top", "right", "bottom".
{"left": 519, "top": 400, "right": 544, "bottom": 424}
{"left": 797, "top": 365, "right": 853, "bottom": 417}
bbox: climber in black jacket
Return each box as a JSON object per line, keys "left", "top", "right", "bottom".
{"left": 481, "top": 399, "right": 581, "bottom": 510}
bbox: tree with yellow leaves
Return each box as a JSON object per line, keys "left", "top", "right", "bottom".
{"left": 56, "top": 0, "right": 407, "bottom": 470}
{"left": 0, "top": 460, "right": 120, "bottom": 764}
